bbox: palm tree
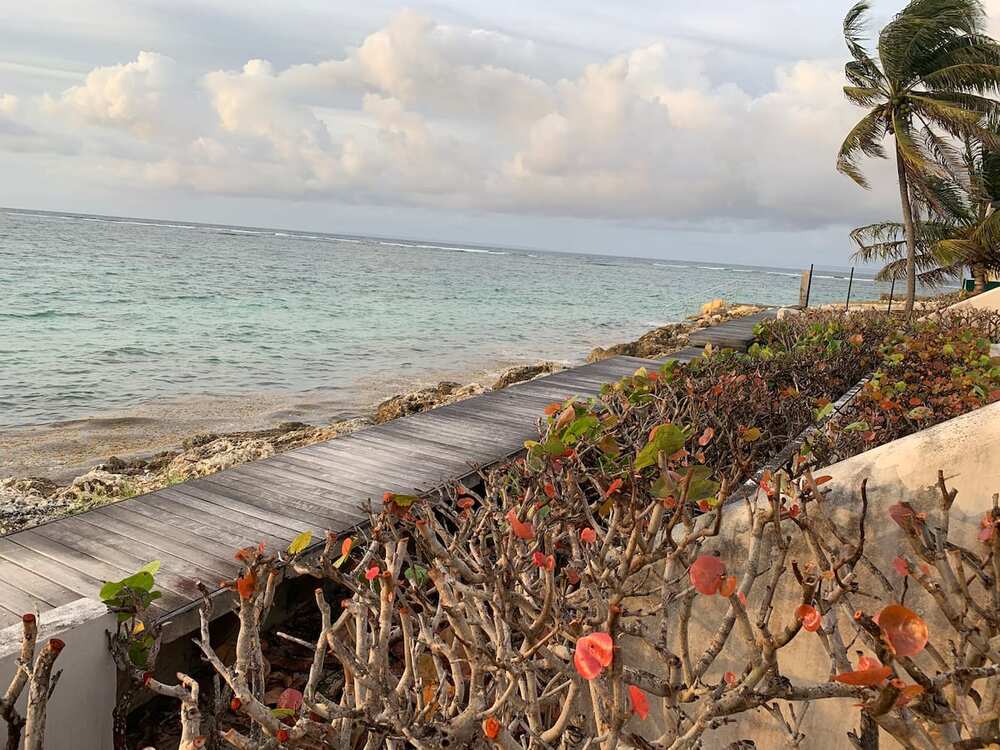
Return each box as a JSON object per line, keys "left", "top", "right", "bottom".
{"left": 837, "top": 0, "right": 1000, "bottom": 313}
{"left": 851, "top": 133, "right": 1000, "bottom": 292}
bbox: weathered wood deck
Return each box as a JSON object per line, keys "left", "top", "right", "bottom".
{"left": 0, "top": 313, "right": 771, "bottom": 636}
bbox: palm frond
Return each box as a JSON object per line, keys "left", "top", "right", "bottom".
{"left": 844, "top": 86, "right": 885, "bottom": 107}
{"left": 921, "top": 63, "right": 1000, "bottom": 94}
{"left": 970, "top": 206, "right": 1000, "bottom": 247}
{"left": 879, "top": 0, "right": 985, "bottom": 83}
{"left": 837, "top": 107, "right": 888, "bottom": 187}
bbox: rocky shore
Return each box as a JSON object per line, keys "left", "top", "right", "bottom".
{"left": 0, "top": 301, "right": 763, "bottom": 534}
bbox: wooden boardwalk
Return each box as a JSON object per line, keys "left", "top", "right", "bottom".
{"left": 0, "top": 314, "right": 771, "bottom": 637}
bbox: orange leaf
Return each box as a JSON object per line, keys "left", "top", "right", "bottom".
{"left": 723, "top": 671, "right": 737, "bottom": 685}
{"left": 236, "top": 572, "right": 257, "bottom": 600}
{"left": 877, "top": 604, "right": 928, "bottom": 657}
{"left": 605, "top": 479, "right": 623, "bottom": 497}
{"left": 341, "top": 537, "right": 353, "bottom": 557}
{"left": 506, "top": 510, "right": 535, "bottom": 540}
{"left": 698, "top": 426, "right": 715, "bottom": 446}
{"left": 482, "top": 716, "right": 500, "bottom": 740}
{"left": 814, "top": 475, "right": 832, "bottom": 485}
{"left": 365, "top": 566, "right": 379, "bottom": 581}
{"left": 894, "top": 683, "right": 924, "bottom": 708}
{"left": 627, "top": 685, "right": 649, "bottom": 720}
{"left": 555, "top": 406, "right": 576, "bottom": 431}
{"left": 574, "top": 632, "right": 614, "bottom": 680}
{"left": 719, "top": 576, "right": 737, "bottom": 598}
{"left": 543, "top": 483, "right": 556, "bottom": 499}
{"left": 834, "top": 657, "right": 891, "bottom": 686}
{"left": 580, "top": 527, "right": 597, "bottom": 544}
{"left": 795, "top": 604, "right": 821, "bottom": 632}
{"left": 888, "top": 502, "right": 922, "bottom": 530}
{"left": 689, "top": 555, "right": 726, "bottom": 595}
{"left": 543, "top": 403, "right": 561, "bottom": 416}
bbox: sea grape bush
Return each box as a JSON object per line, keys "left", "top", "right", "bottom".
{"left": 148, "top": 418, "right": 1000, "bottom": 748}
{"left": 809, "top": 312, "right": 1000, "bottom": 466}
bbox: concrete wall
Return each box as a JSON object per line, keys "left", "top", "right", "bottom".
{"left": 0, "top": 599, "right": 116, "bottom": 750}
{"left": 949, "top": 285, "right": 1000, "bottom": 312}
{"left": 623, "top": 400, "right": 1000, "bottom": 748}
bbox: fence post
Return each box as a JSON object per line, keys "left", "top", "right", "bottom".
{"left": 845, "top": 267, "right": 855, "bottom": 311}
{"left": 800, "top": 264, "right": 814, "bottom": 308}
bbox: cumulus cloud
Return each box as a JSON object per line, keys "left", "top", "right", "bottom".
{"left": 0, "top": 10, "right": 901, "bottom": 229}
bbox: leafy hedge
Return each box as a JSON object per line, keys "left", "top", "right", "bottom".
{"left": 807, "top": 311, "right": 1000, "bottom": 466}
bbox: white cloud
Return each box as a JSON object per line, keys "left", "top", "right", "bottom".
{"left": 1, "top": 11, "right": 901, "bottom": 229}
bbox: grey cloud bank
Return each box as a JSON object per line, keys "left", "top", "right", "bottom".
{"left": 2, "top": 1, "right": 996, "bottom": 264}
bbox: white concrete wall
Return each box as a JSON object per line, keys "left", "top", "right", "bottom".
{"left": 623, "top": 401, "right": 1000, "bottom": 748}
{"left": 0, "top": 599, "right": 116, "bottom": 750}
{"left": 949, "top": 285, "right": 1000, "bottom": 312}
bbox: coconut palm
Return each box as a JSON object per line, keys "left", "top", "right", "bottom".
{"left": 851, "top": 134, "right": 1000, "bottom": 292}
{"left": 837, "top": 0, "right": 1000, "bottom": 313}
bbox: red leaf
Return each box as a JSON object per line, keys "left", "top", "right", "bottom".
{"left": 277, "top": 688, "right": 303, "bottom": 711}
{"left": 627, "top": 685, "right": 649, "bottom": 720}
{"left": 574, "top": 632, "right": 614, "bottom": 680}
{"left": 506, "top": 510, "right": 535, "bottom": 540}
{"left": 698, "top": 427, "right": 715, "bottom": 447}
{"left": 605, "top": 479, "right": 623, "bottom": 497}
{"left": 458, "top": 496, "right": 475, "bottom": 509}
{"left": 532, "top": 551, "right": 546, "bottom": 568}
{"left": 877, "top": 604, "right": 928, "bottom": 657}
{"left": 723, "top": 671, "right": 737, "bottom": 685}
{"left": 543, "top": 403, "right": 561, "bottom": 416}
{"left": 580, "top": 527, "right": 597, "bottom": 544}
{"left": 543, "top": 483, "right": 556, "bottom": 499}
{"left": 795, "top": 604, "right": 821, "bottom": 632}
{"left": 482, "top": 717, "right": 500, "bottom": 739}
{"left": 689, "top": 555, "right": 726, "bottom": 595}
{"left": 737, "top": 591, "right": 748, "bottom": 607}
{"left": 888, "top": 502, "right": 922, "bottom": 530}
{"left": 892, "top": 557, "right": 909, "bottom": 577}
{"left": 814, "top": 475, "right": 832, "bottom": 485}
{"left": 365, "top": 566, "right": 380, "bottom": 581}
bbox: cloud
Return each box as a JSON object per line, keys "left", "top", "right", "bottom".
{"left": 1, "top": 11, "right": 900, "bottom": 230}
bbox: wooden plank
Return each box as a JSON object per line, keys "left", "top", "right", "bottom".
{"left": 0, "top": 558, "right": 83, "bottom": 608}
{"left": 333, "top": 431, "right": 483, "bottom": 471}
{"left": 5, "top": 530, "right": 185, "bottom": 613}
{"left": 155, "top": 487, "right": 302, "bottom": 545}
{"left": 176, "top": 477, "right": 337, "bottom": 532}
{"left": 302, "top": 439, "right": 469, "bottom": 480}
{"left": 271, "top": 453, "right": 427, "bottom": 496}
{"left": 204, "top": 468, "right": 363, "bottom": 525}
{"left": 0, "top": 609, "right": 22, "bottom": 629}
{"left": 29, "top": 517, "right": 214, "bottom": 600}
{"left": 134, "top": 490, "right": 293, "bottom": 551}
{"left": 0, "top": 537, "right": 113, "bottom": 603}
{"left": 85, "top": 507, "right": 240, "bottom": 578}
{"left": 241, "top": 457, "right": 401, "bottom": 499}
{"left": 205, "top": 467, "right": 365, "bottom": 521}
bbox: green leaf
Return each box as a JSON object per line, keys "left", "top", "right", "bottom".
{"left": 562, "top": 415, "right": 598, "bottom": 442}
{"left": 635, "top": 424, "right": 686, "bottom": 471}
{"left": 815, "top": 403, "right": 834, "bottom": 422}
{"left": 119, "top": 571, "right": 155, "bottom": 593}
{"left": 404, "top": 564, "right": 429, "bottom": 586}
{"left": 907, "top": 406, "right": 933, "bottom": 420}
{"left": 287, "top": 531, "right": 313, "bottom": 555}
{"left": 542, "top": 437, "right": 567, "bottom": 456}
{"left": 388, "top": 494, "right": 420, "bottom": 508}
{"left": 271, "top": 708, "right": 296, "bottom": 719}
{"left": 844, "top": 420, "right": 872, "bottom": 432}
{"left": 137, "top": 561, "right": 161, "bottom": 577}
{"left": 686, "top": 465, "right": 721, "bottom": 503}
{"left": 99, "top": 581, "right": 124, "bottom": 603}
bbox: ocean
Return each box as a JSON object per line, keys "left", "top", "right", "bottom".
{"left": 1, "top": 207, "right": 894, "bottom": 436}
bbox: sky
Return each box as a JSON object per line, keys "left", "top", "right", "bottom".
{"left": 2, "top": 1, "right": 1000, "bottom": 266}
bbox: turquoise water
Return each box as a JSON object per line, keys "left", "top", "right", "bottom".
{"left": 0, "top": 208, "right": 891, "bottom": 429}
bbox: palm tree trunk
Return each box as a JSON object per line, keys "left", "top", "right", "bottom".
{"left": 972, "top": 262, "right": 987, "bottom": 294}
{"left": 895, "top": 143, "right": 918, "bottom": 315}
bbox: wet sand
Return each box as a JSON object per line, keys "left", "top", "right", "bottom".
{"left": 0, "top": 359, "right": 539, "bottom": 480}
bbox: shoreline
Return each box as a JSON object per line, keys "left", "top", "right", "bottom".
{"left": 0, "top": 300, "right": 765, "bottom": 534}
